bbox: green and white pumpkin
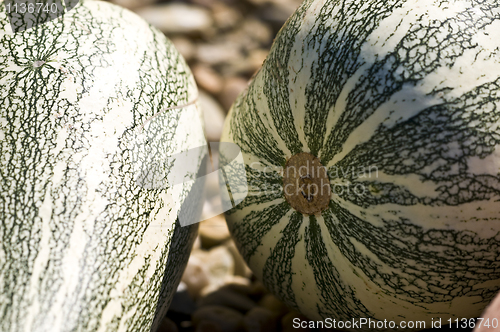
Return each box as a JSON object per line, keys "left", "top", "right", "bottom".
{"left": 221, "top": 0, "right": 500, "bottom": 328}
{"left": 0, "top": 1, "right": 205, "bottom": 331}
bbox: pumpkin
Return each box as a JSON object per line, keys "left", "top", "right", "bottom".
{"left": 0, "top": 1, "right": 205, "bottom": 331}
{"left": 221, "top": 0, "right": 500, "bottom": 329}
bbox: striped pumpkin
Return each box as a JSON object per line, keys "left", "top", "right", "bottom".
{"left": 221, "top": 0, "right": 500, "bottom": 328}
{"left": 0, "top": 1, "right": 205, "bottom": 331}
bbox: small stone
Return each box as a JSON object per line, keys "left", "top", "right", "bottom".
{"left": 177, "top": 281, "right": 187, "bottom": 292}
{"left": 223, "top": 27, "right": 257, "bottom": 51}
{"left": 199, "top": 91, "right": 226, "bottom": 142}
{"left": 241, "top": 19, "right": 273, "bottom": 46}
{"left": 108, "top": 0, "right": 155, "bottom": 10}
{"left": 190, "top": 0, "right": 220, "bottom": 9}
{"left": 192, "top": 305, "right": 244, "bottom": 332}
{"left": 256, "top": 1, "right": 303, "bottom": 29}
{"left": 199, "top": 215, "right": 230, "bottom": 248}
{"left": 199, "top": 275, "right": 251, "bottom": 298}
{"left": 246, "top": 0, "right": 267, "bottom": 6}
{"left": 198, "top": 287, "right": 257, "bottom": 313}
{"left": 196, "top": 42, "right": 241, "bottom": 66}
{"left": 170, "top": 37, "right": 196, "bottom": 62}
{"left": 243, "top": 307, "right": 278, "bottom": 332}
{"left": 157, "top": 317, "right": 179, "bottom": 332}
{"left": 199, "top": 283, "right": 221, "bottom": 298}
{"left": 250, "top": 281, "right": 268, "bottom": 299}
{"left": 195, "top": 320, "right": 223, "bottom": 332}
{"left": 179, "top": 321, "right": 193, "bottom": 329}
{"left": 221, "top": 276, "right": 253, "bottom": 297}
{"left": 136, "top": 3, "right": 213, "bottom": 35}
{"left": 193, "top": 65, "right": 224, "bottom": 95}
{"left": 282, "top": 311, "right": 311, "bottom": 332}
{"left": 258, "top": 294, "right": 289, "bottom": 318}
{"left": 192, "top": 235, "right": 202, "bottom": 251}
{"left": 225, "top": 49, "right": 268, "bottom": 77}
{"left": 223, "top": 276, "right": 253, "bottom": 290}
{"left": 212, "top": 2, "right": 242, "bottom": 30}
{"left": 168, "top": 287, "right": 196, "bottom": 316}
{"left": 181, "top": 250, "right": 210, "bottom": 298}
{"left": 218, "top": 76, "right": 249, "bottom": 111}
{"left": 225, "top": 239, "right": 253, "bottom": 278}
{"left": 191, "top": 246, "right": 235, "bottom": 297}
{"left": 248, "top": 49, "right": 268, "bottom": 71}
{"left": 206, "top": 246, "right": 235, "bottom": 284}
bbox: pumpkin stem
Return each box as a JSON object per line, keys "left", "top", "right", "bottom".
{"left": 283, "top": 152, "right": 330, "bottom": 215}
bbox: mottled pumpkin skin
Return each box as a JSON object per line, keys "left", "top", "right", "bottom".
{"left": 221, "top": 0, "right": 500, "bottom": 329}
{"left": 0, "top": 1, "right": 204, "bottom": 331}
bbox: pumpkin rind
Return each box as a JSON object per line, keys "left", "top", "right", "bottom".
{"left": 221, "top": 0, "right": 500, "bottom": 328}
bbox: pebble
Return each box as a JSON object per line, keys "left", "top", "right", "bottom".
{"left": 225, "top": 239, "right": 253, "bottom": 278}
{"left": 167, "top": 285, "right": 196, "bottom": 316}
{"left": 248, "top": 49, "right": 268, "bottom": 71}
{"left": 212, "top": 2, "right": 242, "bottom": 30}
{"left": 250, "top": 281, "right": 269, "bottom": 299}
{"left": 192, "top": 235, "right": 202, "bottom": 251}
{"left": 193, "top": 65, "right": 224, "bottom": 95}
{"left": 170, "top": 37, "right": 196, "bottom": 62}
{"left": 184, "top": 246, "right": 235, "bottom": 298}
{"left": 109, "top": 0, "right": 155, "bottom": 10}
{"left": 243, "top": 307, "right": 278, "bottom": 332}
{"left": 241, "top": 19, "right": 273, "bottom": 46}
{"left": 177, "top": 281, "right": 188, "bottom": 292}
{"left": 181, "top": 251, "right": 210, "bottom": 299}
{"left": 196, "top": 42, "right": 242, "bottom": 66}
{"left": 136, "top": 3, "right": 213, "bottom": 35}
{"left": 222, "top": 29, "right": 260, "bottom": 60}
{"left": 195, "top": 320, "right": 223, "bottom": 332}
{"left": 157, "top": 317, "right": 179, "bottom": 332}
{"left": 198, "top": 286, "right": 257, "bottom": 312}
{"left": 256, "top": 1, "right": 302, "bottom": 30}
{"left": 226, "top": 48, "right": 268, "bottom": 76}
{"left": 258, "top": 293, "right": 289, "bottom": 318}
{"left": 245, "top": 0, "right": 268, "bottom": 5}
{"left": 192, "top": 305, "right": 244, "bottom": 332}
{"left": 205, "top": 246, "right": 235, "bottom": 285}
{"left": 199, "top": 215, "right": 231, "bottom": 248}
{"left": 191, "top": 0, "right": 219, "bottom": 9}
{"left": 199, "top": 91, "right": 226, "bottom": 142}
{"left": 199, "top": 275, "right": 251, "bottom": 298}
{"left": 224, "top": 275, "right": 253, "bottom": 290}
{"left": 218, "top": 76, "right": 249, "bottom": 111}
